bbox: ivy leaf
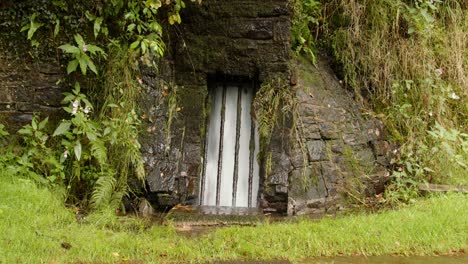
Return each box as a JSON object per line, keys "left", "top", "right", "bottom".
{"left": 67, "top": 59, "right": 79, "bottom": 74}
{"left": 74, "top": 141, "right": 82, "bottom": 161}
{"left": 53, "top": 122, "right": 71, "bottom": 136}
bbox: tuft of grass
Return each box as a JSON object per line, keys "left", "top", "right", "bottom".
{"left": 1, "top": 171, "right": 467, "bottom": 263}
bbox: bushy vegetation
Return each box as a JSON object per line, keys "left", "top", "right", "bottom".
{"left": 1, "top": 171, "right": 466, "bottom": 263}
{"left": 292, "top": 0, "right": 467, "bottom": 202}
{"left": 0, "top": 0, "right": 201, "bottom": 210}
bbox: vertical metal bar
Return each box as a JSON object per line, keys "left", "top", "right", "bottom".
{"left": 232, "top": 86, "right": 242, "bottom": 207}
{"left": 216, "top": 85, "right": 226, "bottom": 206}
{"left": 248, "top": 114, "right": 255, "bottom": 208}
{"left": 199, "top": 90, "right": 212, "bottom": 206}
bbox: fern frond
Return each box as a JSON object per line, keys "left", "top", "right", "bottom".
{"left": 91, "top": 174, "right": 116, "bottom": 209}
{"left": 90, "top": 139, "right": 108, "bottom": 165}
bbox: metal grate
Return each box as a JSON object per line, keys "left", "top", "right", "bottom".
{"left": 200, "top": 82, "right": 260, "bottom": 208}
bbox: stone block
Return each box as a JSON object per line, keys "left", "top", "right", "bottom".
{"left": 321, "top": 161, "right": 340, "bottom": 184}
{"left": 307, "top": 140, "right": 327, "bottom": 161}
{"left": 303, "top": 124, "right": 320, "bottom": 140}
{"left": 319, "top": 122, "right": 340, "bottom": 139}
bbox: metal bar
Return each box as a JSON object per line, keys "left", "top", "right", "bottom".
{"left": 248, "top": 115, "right": 255, "bottom": 208}
{"left": 232, "top": 85, "right": 242, "bottom": 207}
{"left": 199, "top": 90, "right": 212, "bottom": 206}
{"left": 216, "top": 85, "right": 227, "bottom": 206}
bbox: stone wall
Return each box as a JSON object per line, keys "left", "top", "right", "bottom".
{"left": 0, "top": 1, "right": 65, "bottom": 132}
{"left": 140, "top": 0, "right": 293, "bottom": 211}
{"left": 286, "top": 56, "right": 391, "bottom": 215}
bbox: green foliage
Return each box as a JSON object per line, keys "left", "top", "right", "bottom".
{"left": 290, "top": 0, "right": 322, "bottom": 63}
{"left": 59, "top": 34, "right": 106, "bottom": 75}
{"left": 16, "top": 117, "right": 65, "bottom": 185}
{"left": 19, "top": 13, "right": 43, "bottom": 42}
{"left": 5, "top": 0, "right": 203, "bottom": 210}
{"left": 404, "top": 0, "right": 441, "bottom": 35}
{"left": 254, "top": 78, "right": 296, "bottom": 151}
{"left": 320, "top": 0, "right": 468, "bottom": 199}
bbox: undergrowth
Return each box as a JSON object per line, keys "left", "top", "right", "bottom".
{"left": 315, "top": 0, "right": 468, "bottom": 200}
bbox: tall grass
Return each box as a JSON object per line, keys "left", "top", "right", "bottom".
{"left": 321, "top": 0, "right": 467, "bottom": 185}
{"left": 1, "top": 171, "right": 466, "bottom": 263}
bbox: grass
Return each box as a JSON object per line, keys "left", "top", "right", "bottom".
{"left": 0, "top": 171, "right": 467, "bottom": 263}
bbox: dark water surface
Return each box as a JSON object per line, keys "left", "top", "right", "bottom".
{"left": 217, "top": 256, "right": 467, "bottom": 264}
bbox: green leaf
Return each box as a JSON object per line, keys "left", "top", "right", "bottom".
{"left": 74, "top": 34, "right": 85, "bottom": 47}
{"left": 130, "top": 40, "right": 140, "bottom": 50}
{"left": 54, "top": 19, "right": 60, "bottom": 37}
{"left": 32, "top": 118, "right": 37, "bottom": 130}
{"left": 74, "top": 141, "right": 82, "bottom": 161}
{"left": 141, "top": 40, "right": 147, "bottom": 54}
{"left": 20, "top": 24, "right": 30, "bottom": 33}
{"left": 27, "top": 14, "right": 43, "bottom": 40}
{"left": 38, "top": 117, "right": 49, "bottom": 130}
{"left": 86, "top": 44, "right": 105, "bottom": 55}
{"left": 91, "top": 139, "right": 107, "bottom": 164}
{"left": 85, "top": 10, "right": 96, "bottom": 21}
{"left": 78, "top": 55, "right": 88, "bottom": 75}
{"left": 145, "top": 0, "right": 162, "bottom": 9}
{"left": 59, "top": 44, "right": 80, "bottom": 54}
{"left": 53, "top": 122, "right": 71, "bottom": 136}
{"left": 127, "top": 23, "right": 136, "bottom": 32}
{"left": 67, "top": 59, "right": 79, "bottom": 74}
{"left": 87, "top": 59, "right": 98, "bottom": 75}
{"left": 86, "top": 131, "right": 97, "bottom": 141}
{"left": 94, "top": 17, "right": 103, "bottom": 38}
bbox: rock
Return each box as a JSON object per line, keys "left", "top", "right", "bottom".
{"left": 138, "top": 199, "right": 154, "bottom": 217}
{"left": 307, "top": 140, "right": 327, "bottom": 161}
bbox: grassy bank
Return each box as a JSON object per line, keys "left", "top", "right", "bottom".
{"left": 0, "top": 172, "right": 466, "bottom": 263}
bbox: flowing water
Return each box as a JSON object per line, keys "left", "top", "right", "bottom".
{"left": 201, "top": 83, "right": 259, "bottom": 209}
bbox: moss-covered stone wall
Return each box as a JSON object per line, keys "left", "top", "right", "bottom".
{"left": 140, "top": 0, "right": 293, "bottom": 211}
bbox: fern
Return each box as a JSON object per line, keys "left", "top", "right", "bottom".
{"left": 91, "top": 174, "right": 119, "bottom": 209}
{"left": 90, "top": 139, "right": 108, "bottom": 166}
